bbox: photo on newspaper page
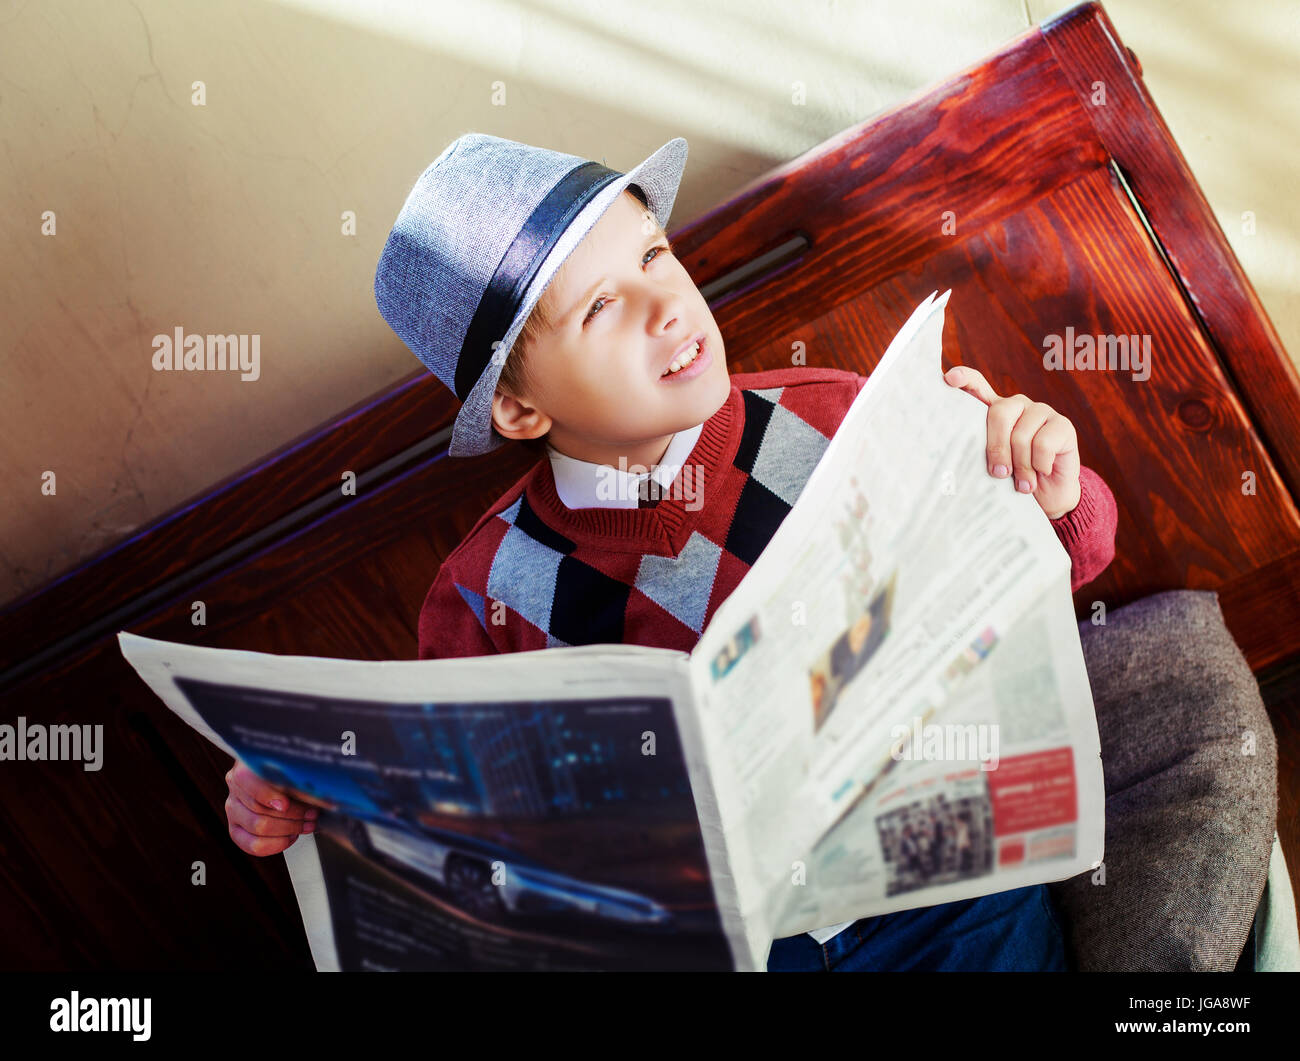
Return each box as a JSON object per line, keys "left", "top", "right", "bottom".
{"left": 117, "top": 633, "right": 757, "bottom": 971}
{"left": 681, "top": 290, "right": 1105, "bottom": 944}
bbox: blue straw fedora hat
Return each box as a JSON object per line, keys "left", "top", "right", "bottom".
{"left": 374, "top": 133, "right": 690, "bottom": 457}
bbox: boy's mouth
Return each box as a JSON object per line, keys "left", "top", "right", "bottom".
{"left": 659, "top": 334, "right": 708, "bottom": 381}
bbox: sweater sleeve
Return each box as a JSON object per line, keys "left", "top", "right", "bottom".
{"left": 417, "top": 563, "right": 500, "bottom": 661}
{"left": 1048, "top": 464, "right": 1118, "bottom": 593}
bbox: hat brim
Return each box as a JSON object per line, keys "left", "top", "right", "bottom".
{"left": 449, "top": 136, "right": 690, "bottom": 458}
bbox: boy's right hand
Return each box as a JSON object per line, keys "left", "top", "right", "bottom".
{"left": 225, "top": 758, "right": 319, "bottom": 857}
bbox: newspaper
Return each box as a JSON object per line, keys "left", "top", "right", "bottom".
{"left": 118, "top": 289, "right": 1104, "bottom": 972}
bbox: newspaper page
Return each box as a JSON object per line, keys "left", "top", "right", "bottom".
{"left": 685, "top": 289, "right": 1105, "bottom": 948}
{"left": 118, "top": 634, "right": 769, "bottom": 971}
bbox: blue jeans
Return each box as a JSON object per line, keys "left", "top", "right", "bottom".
{"left": 766, "top": 884, "right": 1069, "bottom": 971}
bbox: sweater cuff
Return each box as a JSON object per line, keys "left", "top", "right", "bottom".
{"left": 1049, "top": 465, "right": 1102, "bottom": 551}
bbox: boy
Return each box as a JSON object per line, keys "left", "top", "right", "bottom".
{"left": 227, "top": 133, "right": 1118, "bottom": 971}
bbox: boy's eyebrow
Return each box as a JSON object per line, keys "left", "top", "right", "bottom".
{"left": 563, "top": 225, "right": 671, "bottom": 324}
{"left": 567, "top": 275, "right": 610, "bottom": 325}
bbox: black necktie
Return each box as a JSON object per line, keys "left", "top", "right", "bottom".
{"left": 637, "top": 477, "right": 660, "bottom": 508}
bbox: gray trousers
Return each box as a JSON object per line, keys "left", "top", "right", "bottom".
{"left": 1047, "top": 590, "right": 1279, "bottom": 971}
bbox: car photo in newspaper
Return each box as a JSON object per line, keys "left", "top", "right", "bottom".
{"left": 118, "top": 636, "right": 746, "bottom": 971}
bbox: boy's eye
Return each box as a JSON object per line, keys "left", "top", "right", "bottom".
{"left": 583, "top": 243, "right": 671, "bottom": 325}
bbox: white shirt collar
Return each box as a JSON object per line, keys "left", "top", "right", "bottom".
{"left": 546, "top": 423, "right": 704, "bottom": 510}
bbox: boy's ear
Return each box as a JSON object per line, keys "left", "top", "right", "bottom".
{"left": 491, "top": 388, "right": 552, "bottom": 443}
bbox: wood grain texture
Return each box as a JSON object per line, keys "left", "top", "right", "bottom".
{"left": 717, "top": 166, "right": 1299, "bottom": 630}
{"left": 1041, "top": 2, "right": 1300, "bottom": 503}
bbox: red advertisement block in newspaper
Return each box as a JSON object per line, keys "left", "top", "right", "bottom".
{"left": 986, "top": 748, "right": 1077, "bottom": 846}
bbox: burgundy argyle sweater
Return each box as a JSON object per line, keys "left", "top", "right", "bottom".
{"left": 418, "top": 367, "right": 1118, "bottom": 661}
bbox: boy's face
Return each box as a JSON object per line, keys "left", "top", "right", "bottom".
{"left": 491, "top": 190, "right": 730, "bottom": 471}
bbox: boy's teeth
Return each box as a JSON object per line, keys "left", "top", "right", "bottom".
{"left": 662, "top": 341, "right": 701, "bottom": 376}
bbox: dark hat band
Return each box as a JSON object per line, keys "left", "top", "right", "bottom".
{"left": 454, "top": 160, "right": 624, "bottom": 402}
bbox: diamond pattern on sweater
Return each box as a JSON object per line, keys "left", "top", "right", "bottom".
{"left": 486, "top": 521, "right": 564, "bottom": 637}
{"left": 481, "top": 492, "right": 643, "bottom": 648}
{"left": 454, "top": 581, "right": 489, "bottom": 633}
{"left": 424, "top": 369, "right": 875, "bottom": 661}
{"left": 725, "top": 475, "right": 791, "bottom": 566}
{"left": 549, "top": 556, "right": 631, "bottom": 645}
{"left": 733, "top": 390, "right": 778, "bottom": 474}
{"left": 500, "top": 493, "right": 574, "bottom": 554}
{"left": 634, "top": 531, "right": 723, "bottom": 634}
{"left": 750, "top": 402, "right": 833, "bottom": 507}
{"left": 723, "top": 387, "right": 834, "bottom": 565}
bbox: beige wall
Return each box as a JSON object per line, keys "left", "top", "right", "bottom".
{"left": 2, "top": 0, "right": 1296, "bottom": 607}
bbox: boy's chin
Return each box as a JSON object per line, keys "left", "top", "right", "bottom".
{"left": 664, "top": 370, "right": 728, "bottom": 413}
{"left": 638, "top": 365, "right": 730, "bottom": 432}
{"left": 704, "top": 365, "right": 732, "bottom": 406}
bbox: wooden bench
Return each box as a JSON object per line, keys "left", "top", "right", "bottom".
{"left": 2, "top": 0, "right": 1295, "bottom": 967}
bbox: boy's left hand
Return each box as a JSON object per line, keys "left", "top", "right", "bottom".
{"left": 942, "top": 365, "right": 1082, "bottom": 520}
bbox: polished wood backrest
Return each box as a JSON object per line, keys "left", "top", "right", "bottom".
{"left": 3, "top": 1, "right": 1296, "bottom": 968}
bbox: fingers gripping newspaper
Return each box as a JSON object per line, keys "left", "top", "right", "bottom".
{"left": 119, "top": 289, "right": 1104, "bottom": 972}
